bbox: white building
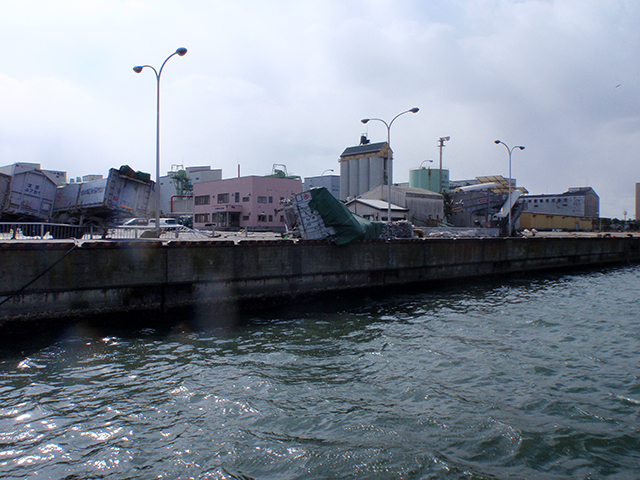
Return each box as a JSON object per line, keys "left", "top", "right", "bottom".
{"left": 158, "top": 166, "right": 222, "bottom": 216}
{"left": 0, "top": 162, "right": 67, "bottom": 186}
{"left": 522, "top": 187, "right": 599, "bottom": 218}
{"left": 303, "top": 174, "right": 340, "bottom": 199}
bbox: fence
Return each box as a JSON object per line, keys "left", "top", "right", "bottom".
{"left": 0, "top": 222, "right": 212, "bottom": 241}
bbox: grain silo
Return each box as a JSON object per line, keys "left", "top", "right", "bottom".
{"left": 339, "top": 141, "right": 391, "bottom": 201}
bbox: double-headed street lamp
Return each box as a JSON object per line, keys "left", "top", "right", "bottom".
{"left": 361, "top": 107, "right": 419, "bottom": 222}
{"left": 494, "top": 140, "right": 525, "bottom": 236}
{"left": 133, "top": 47, "right": 188, "bottom": 233}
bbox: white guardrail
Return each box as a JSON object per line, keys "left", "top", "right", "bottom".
{"left": 0, "top": 222, "right": 213, "bottom": 240}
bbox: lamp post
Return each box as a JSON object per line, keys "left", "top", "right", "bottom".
{"left": 437, "top": 136, "right": 450, "bottom": 194}
{"left": 494, "top": 140, "right": 525, "bottom": 236}
{"left": 321, "top": 169, "right": 334, "bottom": 176}
{"left": 361, "top": 107, "right": 419, "bottom": 222}
{"left": 133, "top": 47, "right": 187, "bottom": 234}
{"left": 419, "top": 159, "right": 434, "bottom": 169}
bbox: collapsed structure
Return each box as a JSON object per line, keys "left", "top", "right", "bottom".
{"left": 283, "top": 187, "right": 413, "bottom": 245}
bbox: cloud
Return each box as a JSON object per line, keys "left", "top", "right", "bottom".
{"left": 0, "top": 0, "right": 638, "bottom": 217}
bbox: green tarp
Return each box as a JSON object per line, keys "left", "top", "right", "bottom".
{"left": 308, "top": 187, "right": 384, "bottom": 245}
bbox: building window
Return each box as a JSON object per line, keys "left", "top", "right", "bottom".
{"left": 268, "top": 215, "right": 273, "bottom": 222}
{"left": 280, "top": 215, "right": 284, "bottom": 223}
{"left": 258, "top": 196, "right": 267, "bottom": 203}
{"left": 242, "top": 215, "right": 250, "bottom": 221}
{"left": 258, "top": 214, "right": 267, "bottom": 222}
{"left": 195, "top": 195, "right": 210, "bottom": 205}
{"left": 268, "top": 196, "right": 273, "bottom": 203}
{"left": 217, "top": 193, "right": 229, "bottom": 204}
{"left": 195, "top": 213, "right": 210, "bottom": 223}
{"left": 242, "top": 196, "right": 250, "bottom": 202}
{"left": 235, "top": 192, "right": 240, "bottom": 203}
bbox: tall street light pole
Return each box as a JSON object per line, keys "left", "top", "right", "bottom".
{"left": 361, "top": 107, "right": 419, "bottom": 222}
{"left": 494, "top": 140, "right": 525, "bottom": 236}
{"left": 437, "top": 136, "right": 450, "bottom": 194}
{"left": 134, "top": 47, "right": 188, "bottom": 234}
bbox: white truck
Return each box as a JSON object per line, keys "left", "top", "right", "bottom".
{"left": 0, "top": 169, "right": 58, "bottom": 222}
{"left": 52, "top": 166, "right": 155, "bottom": 228}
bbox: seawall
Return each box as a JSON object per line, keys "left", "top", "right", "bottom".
{"left": 1, "top": 236, "right": 639, "bottom": 325}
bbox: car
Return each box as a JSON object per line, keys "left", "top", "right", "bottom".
{"left": 122, "top": 217, "right": 150, "bottom": 227}
{"left": 122, "top": 217, "right": 179, "bottom": 230}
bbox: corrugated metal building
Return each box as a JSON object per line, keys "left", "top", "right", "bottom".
{"left": 347, "top": 184, "right": 443, "bottom": 225}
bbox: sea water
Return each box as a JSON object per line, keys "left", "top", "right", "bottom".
{"left": 1, "top": 265, "right": 639, "bottom": 479}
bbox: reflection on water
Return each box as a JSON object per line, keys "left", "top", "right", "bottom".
{"left": 1, "top": 265, "right": 639, "bottom": 479}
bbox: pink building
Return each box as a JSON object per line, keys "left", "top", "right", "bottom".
{"left": 193, "top": 176, "right": 302, "bottom": 231}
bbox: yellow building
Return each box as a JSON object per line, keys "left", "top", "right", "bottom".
{"left": 519, "top": 213, "right": 593, "bottom": 231}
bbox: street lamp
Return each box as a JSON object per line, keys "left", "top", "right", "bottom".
{"left": 419, "top": 159, "right": 434, "bottom": 169}
{"left": 321, "top": 169, "right": 334, "bottom": 176}
{"left": 494, "top": 140, "right": 525, "bottom": 236}
{"left": 437, "top": 136, "right": 450, "bottom": 194}
{"left": 361, "top": 107, "right": 419, "bottom": 222}
{"left": 133, "top": 47, "right": 187, "bottom": 234}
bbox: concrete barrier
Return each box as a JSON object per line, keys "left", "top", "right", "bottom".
{"left": 0, "top": 236, "right": 638, "bottom": 324}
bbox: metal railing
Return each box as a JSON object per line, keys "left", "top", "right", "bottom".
{"left": 0, "top": 222, "right": 213, "bottom": 241}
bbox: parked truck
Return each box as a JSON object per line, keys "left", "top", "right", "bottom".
{"left": 0, "top": 169, "right": 58, "bottom": 222}
{"left": 0, "top": 172, "right": 10, "bottom": 215}
{"left": 52, "top": 166, "right": 155, "bottom": 228}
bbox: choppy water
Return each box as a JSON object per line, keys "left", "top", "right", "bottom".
{"left": 1, "top": 265, "right": 639, "bottom": 479}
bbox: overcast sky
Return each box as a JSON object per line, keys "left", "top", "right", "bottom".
{"left": 1, "top": 0, "right": 638, "bottom": 218}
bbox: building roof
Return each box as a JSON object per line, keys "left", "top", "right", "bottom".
{"left": 340, "top": 142, "right": 389, "bottom": 158}
{"left": 345, "top": 198, "right": 408, "bottom": 211}
{"left": 475, "top": 175, "right": 528, "bottom": 194}
{"left": 392, "top": 185, "right": 442, "bottom": 198}
{"left": 523, "top": 187, "right": 598, "bottom": 199}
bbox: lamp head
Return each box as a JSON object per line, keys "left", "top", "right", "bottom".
{"left": 444, "top": 136, "right": 450, "bottom": 141}
{"left": 176, "top": 47, "right": 188, "bottom": 56}
{"left": 410, "top": 107, "right": 419, "bottom": 113}
{"left": 133, "top": 66, "right": 143, "bottom": 74}
{"left": 517, "top": 146, "right": 525, "bottom": 150}
{"left": 494, "top": 140, "right": 501, "bottom": 144}
{"left": 361, "top": 118, "right": 370, "bottom": 124}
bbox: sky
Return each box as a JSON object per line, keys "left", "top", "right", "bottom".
{"left": 0, "top": 0, "right": 638, "bottom": 219}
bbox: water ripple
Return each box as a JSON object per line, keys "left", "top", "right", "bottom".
{"left": 0, "top": 265, "right": 639, "bottom": 478}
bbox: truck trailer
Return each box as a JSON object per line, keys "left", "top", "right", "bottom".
{"left": 52, "top": 166, "right": 155, "bottom": 228}
{"left": 0, "top": 169, "right": 58, "bottom": 222}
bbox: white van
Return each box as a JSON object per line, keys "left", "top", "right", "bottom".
{"left": 123, "top": 217, "right": 179, "bottom": 230}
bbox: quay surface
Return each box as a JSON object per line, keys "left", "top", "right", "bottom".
{"left": 1, "top": 232, "right": 639, "bottom": 326}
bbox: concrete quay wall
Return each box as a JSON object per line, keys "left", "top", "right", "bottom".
{"left": 1, "top": 236, "right": 639, "bottom": 323}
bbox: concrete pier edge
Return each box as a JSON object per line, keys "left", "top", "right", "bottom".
{"left": 1, "top": 235, "right": 639, "bottom": 327}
